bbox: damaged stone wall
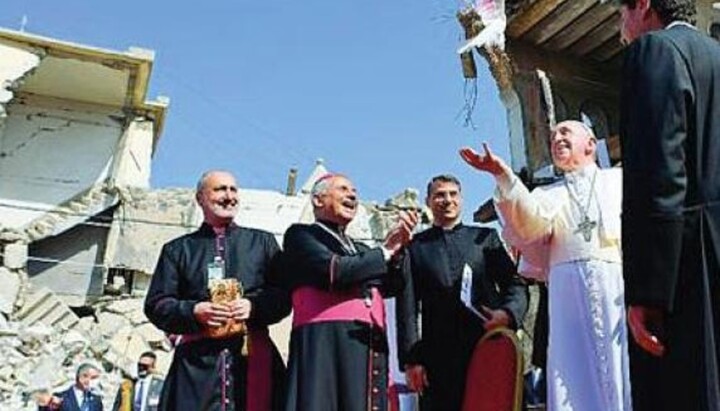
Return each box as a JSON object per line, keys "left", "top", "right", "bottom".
{"left": 0, "top": 287, "right": 172, "bottom": 411}
{"left": 1, "top": 95, "right": 126, "bottom": 229}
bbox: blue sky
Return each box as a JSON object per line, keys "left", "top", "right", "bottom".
{"left": 2, "top": 0, "right": 510, "bottom": 220}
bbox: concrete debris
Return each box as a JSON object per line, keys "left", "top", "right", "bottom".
{"left": 14, "top": 288, "right": 79, "bottom": 331}
{"left": 0, "top": 287, "right": 171, "bottom": 410}
{"left": 96, "top": 312, "right": 131, "bottom": 338}
{"left": 134, "top": 323, "right": 166, "bottom": 347}
{"left": 104, "top": 298, "right": 144, "bottom": 316}
{"left": 0, "top": 228, "right": 26, "bottom": 243}
{"left": 3, "top": 243, "right": 28, "bottom": 270}
{"left": 0, "top": 267, "right": 21, "bottom": 315}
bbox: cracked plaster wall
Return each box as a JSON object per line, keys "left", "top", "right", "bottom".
{"left": 28, "top": 222, "right": 109, "bottom": 306}
{"left": 0, "top": 98, "right": 124, "bottom": 229}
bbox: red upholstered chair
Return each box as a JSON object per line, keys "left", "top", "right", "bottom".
{"left": 462, "top": 327, "right": 523, "bottom": 411}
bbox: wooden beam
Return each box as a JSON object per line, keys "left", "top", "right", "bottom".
{"left": 507, "top": 41, "right": 622, "bottom": 89}
{"left": 523, "top": 0, "right": 597, "bottom": 45}
{"left": 568, "top": 15, "right": 619, "bottom": 57}
{"left": 544, "top": 3, "right": 617, "bottom": 51}
{"left": 507, "top": 0, "right": 568, "bottom": 38}
{"left": 593, "top": 35, "right": 625, "bottom": 62}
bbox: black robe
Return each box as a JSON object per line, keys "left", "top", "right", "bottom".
{"left": 144, "top": 223, "right": 290, "bottom": 411}
{"left": 621, "top": 25, "right": 720, "bottom": 411}
{"left": 395, "top": 224, "right": 528, "bottom": 411}
{"left": 280, "top": 221, "right": 401, "bottom": 411}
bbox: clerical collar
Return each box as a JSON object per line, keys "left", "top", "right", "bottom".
{"left": 563, "top": 163, "right": 598, "bottom": 183}
{"left": 666, "top": 21, "right": 695, "bottom": 30}
{"left": 433, "top": 221, "right": 463, "bottom": 232}
{"left": 200, "top": 222, "right": 237, "bottom": 236}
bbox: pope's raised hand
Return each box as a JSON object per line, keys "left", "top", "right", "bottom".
{"left": 459, "top": 143, "right": 510, "bottom": 177}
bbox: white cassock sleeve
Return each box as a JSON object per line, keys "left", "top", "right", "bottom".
{"left": 493, "top": 173, "right": 560, "bottom": 281}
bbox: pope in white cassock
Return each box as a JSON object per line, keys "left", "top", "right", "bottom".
{"left": 459, "top": 120, "right": 631, "bottom": 411}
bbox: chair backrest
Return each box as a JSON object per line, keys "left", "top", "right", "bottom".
{"left": 462, "top": 327, "right": 523, "bottom": 411}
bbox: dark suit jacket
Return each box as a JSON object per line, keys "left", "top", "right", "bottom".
{"left": 621, "top": 24, "right": 720, "bottom": 311}
{"left": 620, "top": 23, "right": 720, "bottom": 410}
{"left": 111, "top": 375, "right": 164, "bottom": 411}
{"left": 39, "top": 387, "right": 103, "bottom": 411}
{"left": 395, "top": 224, "right": 528, "bottom": 409}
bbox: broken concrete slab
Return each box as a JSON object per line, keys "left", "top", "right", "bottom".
{"left": 0, "top": 43, "right": 41, "bottom": 106}
{"left": 104, "top": 298, "right": 143, "bottom": 316}
{"left": 96, "top": 312, "right": 130, "bottom": 338}
{"left": 134, "top": 323, "right": 166, "bottom": 347}
{"left": 13, "top": 288, "right": 79, "bottom": 330}
{"left": 0, "top": 267, "right": 20, "bottom": 315}
{"left": 3, "top": 243, "right": 28, "bottom": 269}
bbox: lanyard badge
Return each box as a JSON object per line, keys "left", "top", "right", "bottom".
{"left": 208, "top": 256, "right": 225, "bottom": 284}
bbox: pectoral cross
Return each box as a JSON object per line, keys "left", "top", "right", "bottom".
{"left": 575, "top": 215, "right": 597, "bottom": 242}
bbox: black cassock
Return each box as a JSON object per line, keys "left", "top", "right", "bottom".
{"left": 395, "top": 224, "right": 528, "bottom": 411}
{"left": 145, "top": 223, "right": 290, "bottom": 411}
{"left": 281, "top": 221, "right": 402, "bottom": 411}
{"left": 621, "top": 25, "right": 720, "bottom": 411}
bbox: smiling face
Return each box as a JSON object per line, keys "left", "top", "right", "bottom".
{"left": 312, "top": 175, "right": 358, "bottom": 226}
{"left": 196, "top": 171, "right": 239, "bottom": 226}
{"left": 549, "top": 120, "right": 597, "bottom": 172}
{"left": 426, "top": 179, "right": 462, "bottom": 228}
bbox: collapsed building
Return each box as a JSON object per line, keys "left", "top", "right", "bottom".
{"left": 0, "top": 27, "right": 169, "bottom": 410}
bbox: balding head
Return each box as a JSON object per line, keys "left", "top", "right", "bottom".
{"left": 549, "top": 120, "right": 597, "bottom": 172}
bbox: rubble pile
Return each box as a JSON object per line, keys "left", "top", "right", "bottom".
{"left": 0, "top": 288, "right": 171, "bottom": 411}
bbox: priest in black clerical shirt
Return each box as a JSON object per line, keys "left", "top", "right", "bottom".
{"left": 395, "top": 174, "right": 528, "bottom": 411}
{"left": 145, "top": 170, "right": 290, "bottom": 411}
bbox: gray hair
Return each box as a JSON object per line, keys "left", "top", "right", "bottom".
{"left": 75, "top": 363, "right": 100, "bottom": 381}
{"left": 311, "top": 173, "right": 342, "bottom": 197}
{"left": 195, "top": 170, "right": 235, "bottom": 193}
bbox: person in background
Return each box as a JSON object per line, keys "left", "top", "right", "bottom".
{"left": 38, "top": 363, "right": 103, "bottom": 411}
{"left": 395, "top": 174, "right": 528, "bottom": 410}
{"left": 112, "top": 352, "right": 164, "bottom": 411}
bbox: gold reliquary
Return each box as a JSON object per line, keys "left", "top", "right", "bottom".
{"left": 205, "top": 278, "right": 247, "bottom": 339}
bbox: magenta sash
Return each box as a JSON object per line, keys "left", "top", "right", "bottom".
{"left": 246, "top": 327, "right": 272, "bottom": 411}
{"left": 291, "top": 286, "right": 386, "bottom": 329}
